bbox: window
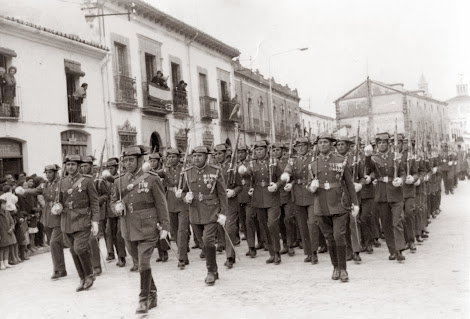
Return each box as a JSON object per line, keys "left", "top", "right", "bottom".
{"left": 115, "top": 42, "right": 129, "bottom": 76}
{"left": 145, "top": 53, "right": 155, "bottom": 83}
{"left": 247, "top": 97, "right": 253, "bottom": 127}
{"left": 199, "top": 73, "right": 208, "bottom": 96}
{"left": 119, "top": 133, "right": 136, "bottom": 150}
{"left": 65, "top": 62, "right": 87, "bottom": 124}
{"left": 220, "top": 80, "right": 230, "bottom": 101}
{"left": 171, "top": 62, "right": 181, "bottom": 89}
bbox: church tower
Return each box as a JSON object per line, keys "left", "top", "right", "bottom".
{"left": 418, "top": 73, "right": 430, "bottom": 97}
{"left": 456, "top": 75, "right": 468, "bottom": 96}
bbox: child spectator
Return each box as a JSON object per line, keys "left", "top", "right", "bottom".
{"left": 0, "top": 194, "right": 17, "bottom": 270}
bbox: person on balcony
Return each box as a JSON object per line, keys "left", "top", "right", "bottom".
{"left": 0, "top": 67, "right": 6, "bottom": 104}
{"left": 176, "top": 80, "right": 187, "bottom": 92}
{"left": 4, "top": 66, "right": 16, "bottom": 106}
{"left": 151, "top": 71, "right": 169, "bottom": 89}
{"left": 73, "top": 83, "right": 88, "bottom": 105}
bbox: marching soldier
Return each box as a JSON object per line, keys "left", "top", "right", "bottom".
{"left": 157, "top": 148, "right": 190, "bottom": 269}
{"left": 111, "top": 145, "right": 170, "bottom": 314}
{"left": 364, "top": 133, "right": 407, "bottom": 262}
{"left": 440, "top": 142, "right": 455, "bottom": 195}
{"left": 239, "top": 140, "right": 283, "bottom": 265}
{"left": 282, "top": 137, "right": 320, "bottom": 263}
{"left": 60, "top": 155, "right": 100, "bottom": 291}
{"left": 182, "top": 146, "right": 228, "bottom": 285}
{"left": 19, "top": 164, "right": 67, "bottom": 280}
{"left": 308, "top": 133, "right": 359, "bottom": 282}
{"left": 81, "top": 155, "right": 105, "bottom": 276}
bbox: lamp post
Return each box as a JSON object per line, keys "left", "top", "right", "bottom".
{"left": 268, "top": 47, "right": 309, "bottom": 142}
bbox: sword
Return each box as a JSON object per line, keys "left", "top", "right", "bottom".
{"left": 95, "top": 236, "right": 107, "bottom": 270}
{"left": 218, "top": 216, "right": 241, "bottom": 262}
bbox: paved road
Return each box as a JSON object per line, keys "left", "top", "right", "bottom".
{"left": 1, "top": 181, "right": 469, "bottom": 319}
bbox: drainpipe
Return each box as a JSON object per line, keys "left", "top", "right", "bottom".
{"left": 186, "top": 32, "right": 199, "bottom": 145}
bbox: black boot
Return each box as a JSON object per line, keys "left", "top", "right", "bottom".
{"left": 224, "top": 257, "right": 234, "bottom": 269}
{"left": 83, "top": 274, "right": 95, "bottom": 290}
{"left": 311, "top": 252, "right": 318, "bottom": 265}
{"left": 274, "top": 252, "right": 281, "bottom": 265}
{"left": 304, "top": 255, "right": 312, "bottom": 263}
{"left": 265, "top": 255, "right": 275, "bottom": 264}
{"left": 249, "top": 247, "right": 256, "bottom": 258}
{"left": 116, "top": 257, "right": 126, "bottom": 267}
{"left": 76, "top": 278, "right": 85, "bottom": 292}
{"left": 287, "top": 247, "right": 295, "bottom": 256}
{"left": 409, "top": 242, "right": 417, "bottom": 253}
{"left": 280, "top": 244, "right": 288, "bottom": 255}
{"left": 149, "top": 277, "right": 157, "bottom": 310}
{"left": 328, "top": 244, "right": 339, "bottom": 280}
{"left": 396, "top": 250, "right": 406, "bottom": 262}
{"left": 205, "top": 246, "right": 218, "bottom": 285}
{"left": 204, "top": 272, "right": 219, "bottom": 286}
{"left": 353, "top": 252, "right": 361, "bottom": 263}
{"left": 337, "top": 246, "right": 348, "bottom": 282}
{"left": 136, "top": 269, "right": 152, "bottom": 314}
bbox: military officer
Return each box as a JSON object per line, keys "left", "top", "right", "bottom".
{"left": 103, "top": 158, "right": 127, "bottom": 268}
{"left": 19, "top": 164, "right": 67, "bottom": 279}
{"left": 182, "top": 145, "right": 228, "bottom": 285}
{"left": 282, "top": 137, "right": 320, "bottom": 263}
{"left": 439, "top": 142, "right": 455, "bottom": 195}
{"left": 157, "top": 148, "right": 190, "bottom": 269}
{"left": 308, "top": 133, "right": 359, "bottom": 282}
{"left": 59, "top": 155, "right": 100, "bottom": 291}
{"left": 81, "top": 155, "right": 105, "bottom": 276}
{"left": 239, "top": 140, "right": 283, "bottom": 265}
{"left": 111, "top": 145, "right": 170, "bottom": 314}
{"left": 364, "top": 132, "right": 407, "bottom": 261}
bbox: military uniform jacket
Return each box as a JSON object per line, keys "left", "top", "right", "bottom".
{"left": 183, "top": 164, "right": 228, "bottom": 225}
{"left": 105, "top": 176, "right": 117, "bottom": 218}
{"left": 29, "top": 179, "right": 61, "bottom": 228}
{"left": 59, "top": 173, "right": 100, "bottom": 234}
{"left": 219, "top": 161, "right": 242, "bottom": 214}
{"left": 309, "top": 152, "right": 358, "bottom": 216}
{"left": 343, "top": 152, "right": 366, "bottom": 203}
{"left": 278, "top": 157, "right": 292, "bottom": 205}
{"left": 401, "top": 151, "right": 419, "bottom": 198}
{"left": 158, "top": 164, "right": 187, "bottom": 213}
{"left": 439, "top": 151, "right": 455, "bottom": 172}
{"left": 237, "top": 159, "right": 252, "bottom": 204}
{"left": 242, "top": 156, "right": 283, "bottom": 209}
{"left": 284, "top": 154, "right": 314, "bottom": 206}
{"left": 111, "top": 169, "right": 170, "bottom": 241}
{"left": 365, "top": 149, "right": 406, "bottom": 203}
{"left": 95, "top": 179, "right": 109, "bottom": 221}
{"left": 360, "top": 154, "right": 376, "bottom": 200}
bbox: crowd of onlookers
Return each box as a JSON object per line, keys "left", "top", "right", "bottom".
{"left": 0, "top": 172, "right": 49, "bottom": 270}
{"left": 0, "top": 65, "right": 19, "bottom": 117}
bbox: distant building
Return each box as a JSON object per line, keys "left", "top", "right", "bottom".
{"left": 299, "top": 108, "right": 335, "bottom": 140}
{"left": 334, "top": 76, "right": 449, "bottom": 144}
{"left": 445, "top": 76, "right": 470, "bottom": 147}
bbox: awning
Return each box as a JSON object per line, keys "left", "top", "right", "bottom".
{"left": 0, "top": 47, "right": 17, "bottom": 58}
{"left": 64, "top": 59, "right": 85, "bottom": 77}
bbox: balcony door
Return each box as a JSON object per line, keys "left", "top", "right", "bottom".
{"left": 199, "top": 73, "right": 208, "bottom": 97}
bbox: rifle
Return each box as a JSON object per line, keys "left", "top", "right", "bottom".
{"left": 227, "top": 127, "right": 241, "bottom": 185}
{"left": 394, "top": 118, "right": 399, "bottom": 179}
{"left": 95, "top": 139, "right": 107, "bottom": 181}
{"left": 178, "top": 139, "right": 191, "bottom": 191}
{"left": 352, "top": 120, "right": 360, "bottom": 180}
{"left": 288, "top": 123, "right": 296, "bottom": 165}
{"left": 269, "top": 145, "right": 274, "bottom": 185}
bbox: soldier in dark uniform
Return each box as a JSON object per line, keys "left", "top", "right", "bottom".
{"left": 59, "top": 155, "right": 100, "bottom": 291}
{"left": 440, "top": 142, "right": 455, "bottom": 195}
{"left": 308, "top": 133, "right": 359, "bottom": 282}
{"left": 111, "top": 145, "right": 170, "bottom": 314}
{"left": 238, "top": 140, "right": 283, "bottom": 265}
{"left": 157, "top": 148, "right": 190, "bottom": 269}
{"left": 282, "top": 137, "right": 319, "bottom": 263}
{"left": 273, "top": 142, "right": 296, "bottom": 256}
{"left": 364, "top": 133, "right": 407, "bottom": 261}
{"left": 182, "top": 146, "right": 228, "bottom": 285}
{"left": 103, "top": 158, "right": 127, "bottom": 268}
{"left": 21, "top": 164, "right": 67, "bottom": 279}
{"left": 81, "top": 155, "right": 105, "bottom": 276}
{"left": 148, "top": 152, "right": 170, "bottom": 263}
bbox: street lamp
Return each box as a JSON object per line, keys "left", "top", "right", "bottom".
{"left": 268, "top": 47, "right": 309, "bottom": 142}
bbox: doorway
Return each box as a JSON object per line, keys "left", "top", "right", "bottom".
{"left": 150, "top": 132, "right": 161, "bottom": 153}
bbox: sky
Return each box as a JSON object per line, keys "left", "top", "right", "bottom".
{"left": 4, "top": 0, "right": 470, "bottom": 117}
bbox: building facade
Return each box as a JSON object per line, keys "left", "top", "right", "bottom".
{"left": 0, "top": 16, "right": 108, "bottom": 177}
{"left": 445, "top": 78, "right": 470, "bottom": 147}
{"left": 233, "top": 62, "right": 301, "bottom": 147}
{"left": 299, "top": 108, "right": 335, "bottom": 140}
{"left": 335, "top": 77, "right": 449, "bottom": 143}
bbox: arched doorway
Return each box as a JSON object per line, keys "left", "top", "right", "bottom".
{"left": 150, "top": 132, "right": 161, "bottom": 153}
{"left": 0, "top": 138, "right": 23, "bottom": 178}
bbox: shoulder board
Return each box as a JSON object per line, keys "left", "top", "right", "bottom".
{"left": 333, "top": 153, "right": 344, "bottom": 159}
{"left": 183, "top": 165, "right": 193, "bottom": 172}
{"left": 147, "top": 171, "right": 159, "bottom": 177}
{"left": 209, "top": 164, "right": 220, "bottom": 170}
{"left": 82, "top": 174, "right": 93, "bottom": 178}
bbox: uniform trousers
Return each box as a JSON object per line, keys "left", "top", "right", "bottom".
{"left": 105, "top": 217, "right": 126, "bottom": 258}
{"left": 441, "top": 171, "right": 453, "bottom": 194}
{"left": 125, "top": 237, "right": 157, "bottom": 271}
{"left": 89, "top": 224, "right": 102, "bottom": 270}
{"left": 346, "top": 213, "right": 362, "bottom": 253}
{"left": 192, "top": 223, "right": 218, "bottom": 273}
{"left": 318, "top": 213, "right": 348, "bottom": 270}
{"left": 403, "top": 197, "right": 416, "bottom": 243}
{"left": 239, "top": 202, "right": 248, "bottom": 236}
{"left": 294, "top": 204, "right": 314, "bottom": 255}
{"left": 65, "top": 229, "right": 93, "bottom": 279}
{"left": 169, "top": 210, "right": 189, "bottom": 261}
{"left": 281, "top": 202, "right": 296, "bottom": 248}
{"left": 50, "top": 227, "right": 66, "bottom": 273}
{"left": 377, "top": 201, "right": 406, "bottom": 254}
{"left": 414, "top": 193, "right": 424, "bottom": 234}
{"left": 244, "top": 202, "right": 257, "bottom": 248}
{"left": 253, "top": 206, "right": 281, "bottom": 256}
{"left": 359, "top": 198, "right": 375, "bottom": 247}
{"left": 217, "top": 224, "right": 226, "bottom": 248}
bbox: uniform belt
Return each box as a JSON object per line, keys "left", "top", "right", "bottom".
{"left": 167, "top": 186, "right": 177, "bottom": 192}
{"left": 319, "top": 182, "right": 341, "bottom": 189}
{"left": 296, "top": 178, "right": 309, "bottom": 185}
{"left": 130, "top": 202, "right": 154, "bottom": 211}
{"left": 377, "top": 177, "right": 393, "bottom": 183}
{"left": 255, "top": 181, "right": 268, "bottom": 187}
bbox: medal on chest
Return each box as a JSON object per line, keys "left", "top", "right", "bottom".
{"left": 78, "top": 183, "right": 82, "bottom": 193}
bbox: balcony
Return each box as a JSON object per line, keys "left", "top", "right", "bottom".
{"left": 173, "top": 89, "right": 189, "bottom": 118}
{"left": 114, "top": 75, "right": 137, "bottom": 110}
{"left": 67, "top": 96, "right": 87, "bottom": 125}
{"left": 0, "top": 86, "right": 21, "bottom": 120}
{"left": 142, "top": 82, "right": 173, "bottom": 115}
{"left": 200, "top": 96, "right": 218, "bottom": 120}
{"left": 219, "top": 101, "right": 239, "bottom": 124}
{"left": 245, "top": 121, "right": 256, "bottom": 133}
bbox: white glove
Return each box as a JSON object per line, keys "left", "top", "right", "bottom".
{"left": 351, "top": 205, "right": 360, "bottom": 217}
{"left": 448, "top": 161, "right": 453, "bottom": 166}
{"left": 175, "top": 189, "right": 183, "bottom": 198}
{"left": 114, "top": 201, "right": 125, "bottom": 216}
{"left": 267, "top": 182, "right": 278, "bottom": 192}
{"left": 248, "top": 188, "right": 254, "bottom": 196}
{"left": 364, "top": 175, "right": 372, "bottom": 184}
{"left": 364, "top": 145, "right": 373, "bottom": 156}
{"left": 414, "top": 178, "right": 421, "bottom": 186}
{"left": 405, "top": 175, "right": 415, "bottom": 184}
{"left": 309, "top": 179, "right": 319, "bottom": 193}
{"left": 226, "top": 189, "right": 235, "bottom": 198}
{"left": 238, "top": 165, "right": 247, "bottom": 175}
{"left": 280, "top": 172, "right": 290, "bottom": 182}
{"left": 15, "top": 186, "right": 25, "bottom": 195}
{"left": 354, "top": 183, "right": 362, "bottom": 192}
{"left": 160, "top": 229, "right": 169, "bottom": 240}
{"left": 284, "top": 183, "right": 293, "bottom": 192}
{"left": 424, "top": 174, "right": 430, "bottom": 182}
{"left": 392, "top": 177, "right": 403, "bottom": 187}
{"left": 432, "top": 167, "right": 437, "bottom": 174}
{"left": 185, "top": 192, "right": 194, "bottom": 204}
{"left": 51, "top": 202, "right": 63, "bottom": 215}
{"left": 91, "top": 221, "right": 99, "bottom": 237}
{"left": 372, "top": 179, "right": 378, "bottom": 185}
{"left": 453, "top": 161, "right": 458, "bottom": 166}
{"left": 217, "top": 214, "right": 226, "bottom": 226}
